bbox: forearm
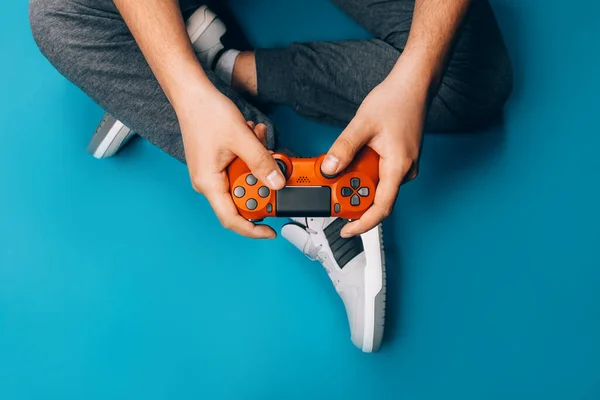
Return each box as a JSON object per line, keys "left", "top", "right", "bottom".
{"left": 387, "top": 0, "right": 472, "bottom": 97}
{"left": 112, "top": 0, "right": 215, "bottom": 110}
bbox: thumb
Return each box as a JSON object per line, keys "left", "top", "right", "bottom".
{"left": 321, "top": 117, "right": 370, "bottom": 176}
{"left": 232, "top": 126, "right": 286, "bottom": 190}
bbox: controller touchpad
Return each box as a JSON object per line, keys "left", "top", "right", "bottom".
{"left": 276, "top": 187, "right": 331, "bottom": 217}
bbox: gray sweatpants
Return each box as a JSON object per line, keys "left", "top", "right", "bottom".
{"left": 29, "top": 0, "right": 512, "bottom": 162}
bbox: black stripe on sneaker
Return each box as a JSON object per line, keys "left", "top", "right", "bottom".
{"left": 323, "top": 219, "right": 364, "bottom": 269}
{"left": 211, "top": 47, "right": 228, "bottom": 70}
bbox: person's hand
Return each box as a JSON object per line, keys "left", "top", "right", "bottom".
{"left": 321, "top": 74, "right": 429, "bottom": 237}
{"left": 176, "top": 88, "right": 286, "bottom": 239}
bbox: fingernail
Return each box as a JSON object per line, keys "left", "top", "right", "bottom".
{"left": 322, "top": 155, "right": 339, "bottom": 174}
{"left": 341, "top": 231, "right": 353, "bottom": 239}
{"left": 266, "top": 170, "right": 285, "bottom": 189}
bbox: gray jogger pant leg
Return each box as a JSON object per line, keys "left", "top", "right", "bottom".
{"left": 256, "top": 0, "right": 513, "bottom": 131}
{"left": 29, "top": 0, "right": 512, "bottom": 162}
{"left": 28, "top": 0, "right": 275, "bottom": 162}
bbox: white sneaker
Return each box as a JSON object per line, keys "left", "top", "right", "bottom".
{"left": 87, "top": 6, "right": 226, "bottom": 159}
{"left": 282, "top": 217, "right": 386, "bottom": 352}
{"left": 186, "top": 6, "right": 226, "bottom": 67}
{"left": 86, "top": 113, "right": 136, "bottom": 159}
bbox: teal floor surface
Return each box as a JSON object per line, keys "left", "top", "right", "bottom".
{"left": 1, "top": 1, "right": 599, "bottom": 399}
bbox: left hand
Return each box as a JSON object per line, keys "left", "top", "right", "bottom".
{"left": 320, "top": 74, "right": 429, "bottom": 237}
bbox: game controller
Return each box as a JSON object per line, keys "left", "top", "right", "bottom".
{"left": 228, "top": 148, "right": 379, "bottom": 221}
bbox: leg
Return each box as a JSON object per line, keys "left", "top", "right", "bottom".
{"left": 86, "top": 5, "right": 235, "bottom": 159}
{"left": 29, "top": 0, "right": 277, "bottom": 163}
{"left": 253, "top": 0, "right": 513, "bottom": 132}
{"left": 29, "top": 0, "right": 388, "bottom": 352}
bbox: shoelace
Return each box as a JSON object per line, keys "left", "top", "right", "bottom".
{"left": 300, "top": 218, "right": 339, "bottom": 283}
{"left": 302, "top": 226, "right": 333, "bottom": 275}
{"left": 318, "top": 254, "right": 334, "bottom": 277}
{"left": 302, "top": 219, "right": 322, "bottom": 261}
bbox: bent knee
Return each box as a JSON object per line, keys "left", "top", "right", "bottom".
{"left": 29, "top": 0, "right": 62, "bottom": 56}
{"left": 29, "top": 0, "right": 48, "bottom": 52}
{"left": 484, "top": 54, "right": 514, "bottom": 120}
{"left": 29, "top": 0, "right": 120, "bottom": 78}
{"left": 432, "top": 49, "right": 513, "bottom": 132}
{"left": 472, "top": 51, "right": 514, "bottom": 128}
{"left": 427, "top": 1, "right": 514, "bottom": 132}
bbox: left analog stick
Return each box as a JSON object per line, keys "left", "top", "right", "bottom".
{"left": 276, "top": 159, "right": 288, "bottom": 175}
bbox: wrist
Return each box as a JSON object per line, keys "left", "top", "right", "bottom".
{"left": 162, "top": 63, "right": 217, "bottom": 113}
{"left": 387, "top": 47, "right": 444, "bottom": 99}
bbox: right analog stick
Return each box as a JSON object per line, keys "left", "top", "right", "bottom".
{"left": 320, "top": 166, "right": 339, "bottom": 179}
{"left": 319, "top": 156, "right": 339, "bottom": 179}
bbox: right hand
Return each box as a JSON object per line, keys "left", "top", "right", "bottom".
{"left": 176, "top": 88, "right": 286, "bottom": 239}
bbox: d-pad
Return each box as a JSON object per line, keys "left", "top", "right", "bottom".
{"left": 340, "top": 177, "right": 370, "bottom": 206}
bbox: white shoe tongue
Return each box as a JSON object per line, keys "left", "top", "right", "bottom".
{"left": 281, "top": 223, "right": 313, "bottom": 256}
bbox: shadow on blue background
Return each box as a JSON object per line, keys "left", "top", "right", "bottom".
{"left": 1, "top": 1, "right": 599, "bottom": 399}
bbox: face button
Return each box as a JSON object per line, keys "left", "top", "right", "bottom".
{"left": 233, "top": 186, "right": 246, "bottom": 198}
{"left": 350, "top": 178, "right": 360, "bottom": 189}
{"left": 334, "top": 203, "right": 341, "bottom": 213}
{"left": 350, "top": 194, "right": 360, "bottom": 206}
{"left": 246, "top": 198, "right": 258, "bottom": 210}
{"left": 246, "top": 174, "right": 258, "bottom": 186}
{"left": 266, "top": 203, "right": 273, "bottom": 213}
{"left": 358, "top": 187, "right": 370, "bottom": 197}
{"left": 258, "top": 186, "right": 270, "bottom": 198}
{"left": 341, "top": 187, "right": 353, "bottom": 197}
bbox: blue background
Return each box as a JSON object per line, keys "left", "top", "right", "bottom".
{"left": 1, "top": 0, "right": 599, "bottom": 399}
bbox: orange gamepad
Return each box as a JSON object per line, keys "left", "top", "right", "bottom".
{"left": 227, "top": 147, "right": 379, "bottom": 221}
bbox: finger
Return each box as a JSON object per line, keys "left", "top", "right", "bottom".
{"left": 321, "top": 117, "right": 371, "bottom": 176}
{"left": 341, "top": 155, "right": 409, "bottom": 237}
{"left": 246, "top": 121, "right": 268, "bottom": 147}
{"left": 204, "top": 176, "right": 276, "bottom": 239}
{"left": 341, "top": 203, "right": 390, "bottom": 238}
{"left": 253, "top": 123, "right": 268, "bottom": 148}
{"left": 231, "top": 127, "right": 285, "bottom": 190}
